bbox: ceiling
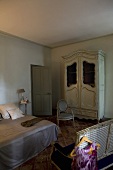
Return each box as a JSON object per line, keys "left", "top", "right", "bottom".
{"left": 0, "top": 0, "right": 113, "bottom": 48}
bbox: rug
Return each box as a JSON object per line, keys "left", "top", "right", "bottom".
{"left": 15, "top": 116, "right": 97, "bottom": 170}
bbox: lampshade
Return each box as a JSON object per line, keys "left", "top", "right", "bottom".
{"left": 17, "top": 89, "right": 25, "bottom": 93}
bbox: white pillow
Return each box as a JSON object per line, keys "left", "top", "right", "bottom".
{"left": 0, "top": 103, "right": 18, "bottom": 119}
{"left": 0, "top": 106, "right": 10, "bottom": 119}
{"left": 7, "top": 108, "right": 24, "bottom": 120}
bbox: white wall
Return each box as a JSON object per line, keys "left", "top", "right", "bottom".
{"left": 0, "top": 33, "right": 51, "bottom": 114}
{"left": 51, "top": 34, "right": 113, "bottom": 118}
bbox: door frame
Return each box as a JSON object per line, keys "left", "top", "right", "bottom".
{"left": 31, "top": 64, "right": 41, "bottom": 114}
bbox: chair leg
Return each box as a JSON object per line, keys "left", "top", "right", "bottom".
{"left": 57, "top": 119, "right": 59, "bottom": 126}
{"left": 73, "top": 118, "right": 75, "bottom": 126}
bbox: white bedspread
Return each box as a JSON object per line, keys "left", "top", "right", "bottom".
{"left": 0, "top": 115, "right": 58, "bottom": 170}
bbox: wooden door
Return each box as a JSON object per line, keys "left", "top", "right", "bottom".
{"left": 64, "top": 57, "right": 79, "bottom": 108}
{"left": 31, "top": 65, "right": 52, "bottom": 116}
{"left": 80, "top": 56, "right": 97, "bottom": 111}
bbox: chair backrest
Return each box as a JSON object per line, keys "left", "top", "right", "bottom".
{"left": 76, "top": 119, "right": 113, "bottom": 160}
{"left": 57, "top": 99, "right": 68, "bottom": 112}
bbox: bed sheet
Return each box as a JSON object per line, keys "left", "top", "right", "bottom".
{"left": 0, "top": 115, "right": 58, "bottom": 170}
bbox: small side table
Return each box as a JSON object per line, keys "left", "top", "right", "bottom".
{"left": 19, "top": 101, "right": 29, "bottom": 114}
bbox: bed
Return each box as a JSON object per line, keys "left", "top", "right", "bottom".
{"left": 0, "top": 103, "right": 58, "bottom": 170}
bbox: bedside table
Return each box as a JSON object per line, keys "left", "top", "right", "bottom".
{"left": 19, "top": 101, "right": 29, "bottom": 114}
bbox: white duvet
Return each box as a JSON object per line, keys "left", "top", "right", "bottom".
{"left": 0, "top": 115, "right": 58, "bottom": 170}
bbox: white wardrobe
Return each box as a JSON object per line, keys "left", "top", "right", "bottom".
{"left": 62, "top": 50, "right": 105, "bottom": 120}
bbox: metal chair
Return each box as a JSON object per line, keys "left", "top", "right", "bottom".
{"left": 57, "top": 99, "right": 74, "bottom": 126}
